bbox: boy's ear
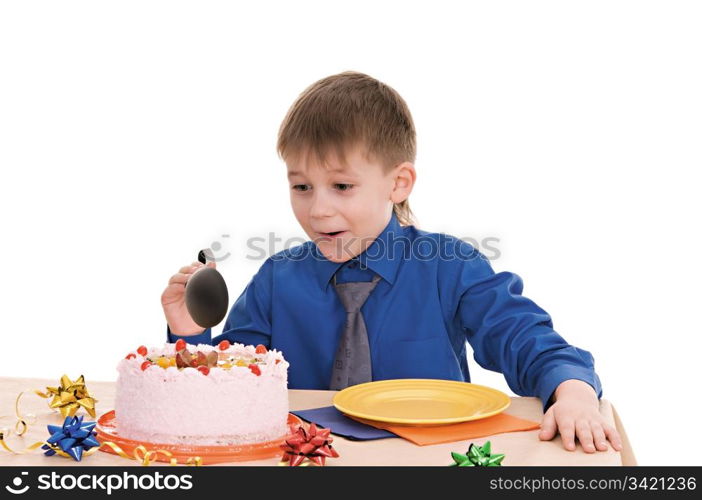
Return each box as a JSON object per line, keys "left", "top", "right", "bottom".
{"left": 390, "top": 161, "right": 416, "bottom": 203}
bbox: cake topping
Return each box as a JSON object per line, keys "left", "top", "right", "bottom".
{"left": 124, "top": 341, "right": 285, "bottom": 375}
{"left": 196, "top": 351, "right": 208, "bottom": 367}
{"left": 156, "top": 357, "right": 171, "bottom": 368}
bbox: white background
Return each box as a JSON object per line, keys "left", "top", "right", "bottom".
{"left": 1, "top": 1, "right": 700, "bottom": 466}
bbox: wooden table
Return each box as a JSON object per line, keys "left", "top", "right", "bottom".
{"left": 0, "top": 377, "right": 636, "bottom": 466}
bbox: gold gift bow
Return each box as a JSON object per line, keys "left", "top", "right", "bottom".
{"left": 36, "top": 375, "right": 97, "bottom": 418}
{"left": 0, "top": 429, "right": 201, "bottom": 466}
{"left": 13, "top": 375, "right": 97, "bottom": 437}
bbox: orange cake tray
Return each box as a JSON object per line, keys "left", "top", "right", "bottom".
{"left": 95, "top": 410, "right": 302, "bottom": 465}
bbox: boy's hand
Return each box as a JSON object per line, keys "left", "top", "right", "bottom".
{"left": 161, "top": 261, "right": 216, "bottom": 335}
{"left": 538, "top": 379, "right": 623, "bottom": 453}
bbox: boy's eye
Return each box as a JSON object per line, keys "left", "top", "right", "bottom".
{"left": 291, "top": 184, "right": 353, "bottom": 192}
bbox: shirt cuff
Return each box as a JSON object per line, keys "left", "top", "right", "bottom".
{"left": 166, "top": 324, "right": 212, "bottom": 345}
{"left": 536, "top": 364, "right": 603, "bottom": 414}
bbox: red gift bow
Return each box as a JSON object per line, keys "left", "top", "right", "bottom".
{"left": 280, "top": 422, "right": 340, "bottom": 466}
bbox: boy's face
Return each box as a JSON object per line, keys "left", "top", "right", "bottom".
{"left": 287, "top": 144, "right": 402, "bottom": 263}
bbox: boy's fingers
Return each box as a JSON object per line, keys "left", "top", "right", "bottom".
{"left": 192, "top": 264, "right": 210, "bottom": 275}
{"left": 604, "top": 425, "right": 623, "bottom": 451}
{"left": 168, "top": 273, "right": 190, "bottom": 286}
{"left": 179, "top": 264, "right": 199, "bottom": 274}
{"left": 576, "top": 420, "right": 595, "bottom": 453}
{"left": 538, "top": 411, "right": 557, "bottom": 440}
{"left": 559, "top": 419, "right": 576, "bottom": 451}
{"left": 591, "top": 423, "right": 608, "bottom": 451}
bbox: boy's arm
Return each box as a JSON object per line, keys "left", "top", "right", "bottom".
{"left": 456, "top": 252, "right": 602, "bottom": 413}
{"left": 167, "top": 259, "right": 273, "bottom": 348}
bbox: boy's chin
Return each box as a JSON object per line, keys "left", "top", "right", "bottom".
{"left": 314, "top": 242, "right": 357, "bottom": 263}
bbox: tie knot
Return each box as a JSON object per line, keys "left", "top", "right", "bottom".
{"left": 333, "top": 274, "right": 381, "bottom": 313}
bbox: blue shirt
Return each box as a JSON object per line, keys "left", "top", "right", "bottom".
{"left": 168, "top": 212, "right": 602, "bottom": 412}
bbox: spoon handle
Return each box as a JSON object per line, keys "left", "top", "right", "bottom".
{"left": 197, "top": 248, "right": 215, "bottom": 265}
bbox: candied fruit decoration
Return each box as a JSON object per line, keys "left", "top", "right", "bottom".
{"left": 125, "top": 353, "right": 136, "bottom": 360}
{"left": 235, "top": 359, "right": 247, "bottom": 367}
{"left": 174, "top": 349, "right": 192, "bottom": 368}
{"left": 206, "top": 351, "right": 218, "bottom": 367}
{"left": 137, "top": 345, "right": 147, "bottom": 356}
{"left": 255, "top": 344, "right": 268, "bottom": 354}
{"left": 196, "top": 351, "right": 207, "bottom": 367}
{"left": 175, "top": 352, "right": 187, "bottom": 369}
{"left": 249, "top": 364, "right": 261, "bottom": 376}
{"left": 275, "top": 359, "right": 281, "bottom": 365}
{"left": 175, "top": 339, "right": 186, "bottom": 351}
{"left": 156, "top": 357, "right": 170, "bottom": 368}
{"left": 197, "top": 365, "right": 210, "bottom": 376}
{"left": 140, "top": 361, "right": 152, "bottom": 371}
{"left": 218, "top": 340, "right": 231, "bottom": 350}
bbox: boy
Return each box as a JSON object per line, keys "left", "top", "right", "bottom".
{"left": 161, "top": 71, "right": 622, "bottom": 454}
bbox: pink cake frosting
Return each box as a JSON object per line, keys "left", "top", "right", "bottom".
{"left": 115, "top": 342, "right": 290, "bottom": 445}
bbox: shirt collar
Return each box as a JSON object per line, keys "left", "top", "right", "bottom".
{"left": 312, "top": 212, "right": 405, "bottom": 292}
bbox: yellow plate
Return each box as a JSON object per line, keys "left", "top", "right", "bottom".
{"left": 332, "top": 379, "right": 511, "bottom": 426}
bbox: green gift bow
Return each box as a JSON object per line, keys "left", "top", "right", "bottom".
{"left": 450, "top": 441, "right": 505, "bottom": 466}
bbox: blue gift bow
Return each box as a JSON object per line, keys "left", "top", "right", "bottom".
{"left": 43, "top": 415, "right": 100, "bottom": 461}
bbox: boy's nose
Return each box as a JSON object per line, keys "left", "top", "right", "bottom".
{"left": 309, "top": 192, "right": 336, "bottom": 219}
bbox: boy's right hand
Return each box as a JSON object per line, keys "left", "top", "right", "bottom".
{"left": 161, "top": 260, "right": 217, "bottom": 335}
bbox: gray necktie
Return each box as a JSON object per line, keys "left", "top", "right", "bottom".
{"left": 329, "top": 272, "right": 382, "bottom": 390}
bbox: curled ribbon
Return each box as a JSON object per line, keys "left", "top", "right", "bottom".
{"left": 0, "top": 430, "right": 201, "bottom": 466}
{"left": 13, "top": 392, "right": 37, "bottom": 437}
{"left": 102, "top": 442, "right": 202, "bottom": 466}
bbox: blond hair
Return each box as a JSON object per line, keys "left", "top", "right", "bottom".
{"left": 277, "top": 71, "right": 417, "bottom": 227}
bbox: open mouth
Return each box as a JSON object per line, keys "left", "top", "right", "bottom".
{"left": 319, "top": 230, "right": 346, "bottom": 238}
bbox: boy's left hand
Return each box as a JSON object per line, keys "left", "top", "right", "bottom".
{"left": 538, "top": 379, "right": 623, "bottom": 453}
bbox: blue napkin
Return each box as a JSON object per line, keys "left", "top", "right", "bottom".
{"left": 291, "top": 406, "right": 397, "bottom": 441}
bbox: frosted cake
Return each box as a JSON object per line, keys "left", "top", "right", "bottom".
{"left": 115, "top": 339, "right": 289, "bottom": 445}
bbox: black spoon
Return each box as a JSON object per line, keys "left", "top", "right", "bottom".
{"left": 184, "top": 248, "right": 229, "bottom": 328}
